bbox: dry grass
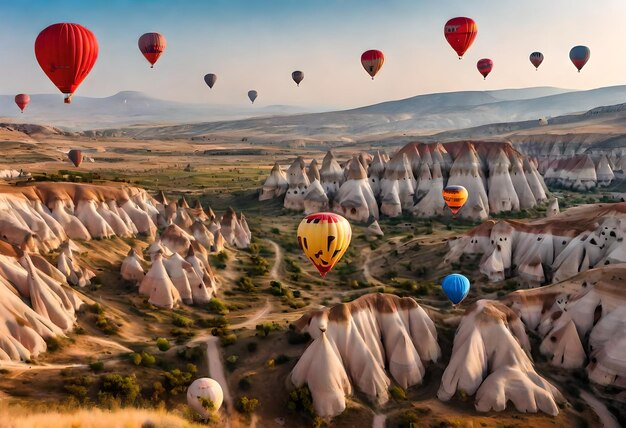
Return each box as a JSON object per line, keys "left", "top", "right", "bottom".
{"left": 0, "top": 404, "right": 203, "bottom": 428}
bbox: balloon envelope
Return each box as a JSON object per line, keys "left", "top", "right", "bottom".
{"left": 442, "top": 185, "right": 468, "bottom": 214}
{"left": 442, "top": 274, "right": 470, "bottom": 305}
{"left": 68, "top": 149, "right": 83, "bottom": 167}
{"left": 292, "top": 70, "right": 304, "bottom": 86}
{"left": 204, "top": 73, "right": 217, "bottom": 89}
{"left": 361, "top": 50, "right": 384, "bottom": 79}
{"left": 297, "top": 212, "right": 352, "bottom": 278}
{"left": 444, "top": 17, "right": 477, "bottom": 58}
{"left": 477, "top": 58, "right": 493, "bottom": 79}
{"left": 187, "top": 378, "right": 223, "bottom": 419}
{"left": 248, "top": 90, "right": 258, "bottom": 103}
{"left": 529, "top": 52, "right": 544, "bottom": 70}
{"left": 15, "top": 94, "right": 30, "bottom": 112}
{"left": 569, "top": 45, "right": 590, "bottom": 72}
{"left": 34, "top": 23, "right": 98, "bottom": 104}
{"left": 138, "top": 32, "right": 166, "bottom": 67}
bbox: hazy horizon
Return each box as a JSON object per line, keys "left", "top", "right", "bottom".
{"left": 1, "top": 0, "right": 625, "bottom": 110}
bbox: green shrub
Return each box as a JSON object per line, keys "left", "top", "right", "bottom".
{"left": 238, "top": 377, "right": 252, "bottom": 391}
{"left": 156, "top": 338, "right": 170, "bottom": 352}
{"left": 287, "top": 330, "right": 311, "bottom": 345}
{"left": 255, "top": 322, "right": 281, "bottom": 337}
{"left": 275, "top": 354, "right": 290, "bottom": 365}
{"left": 163, "top": 363, "right": 197, "bottom": 395}
{"left": 395, "top": 410, "right": 420, "bottom": 428}
{"left": 64, "top": 375, "right": 93, "bottom": 403}
{"left": 220, "top": 334, "right": 237, "bottom": 346}
{"left": 89, "top": 361, "right": 105, "bottom": 372}
{"left": 238, "top": 276, "right": 256, "bottom": 292}
{"left": 172, "top": 313, "right": 193, "bottom": 328}
{"left": 207, "top": 298, "right": 229, "bottom": 315}
{"left": 287, "top": 385, "right": 321, "bottom": 427}
{"left": 235, "top": 396, "right": 260, "bottom": 414}
{"left": 45, "top": 337, "right": 63, "bottom": 352}
{"left": 98, "top": 374, "right": 140, "bottom": 405}
{"left": 198, "top": 315, "right": 229, "bottom": 328}
{"left": 225, "top": 354, "right": 239, "bottom": 371}
{"left": 389, "top": 385, "right": 406, "bottom": 400}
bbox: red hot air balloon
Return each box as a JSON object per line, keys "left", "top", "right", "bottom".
{"left": 361, "top": 50, "right": 384, "bottom": 79}
{"left": 34, "top": 23, "right": 98, "bottom": 104}
{"left": 569, "top": 45, "right": 590, "bottom": 72}
{"left": 15, "top": 94, "right": 30, "bottom": 113}
{"left": 444, "top": 17, "right": 477, "bottom": 59}
{"left": 68, "top": 149, "right": 83, "bottom": 167}
{"left": 477, "top": 58, "right": 493, "bottom": 79}
{"left": 138, "top": 33, "right": 166, "bottom": 68}
{"left": 529, "top": 52, "right": 544, "bottom": 70}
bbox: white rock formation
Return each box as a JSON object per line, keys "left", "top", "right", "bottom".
{"left": 121, "top": 249, "right": 145, "bottom": 283}
{"left": 438, "top": 300, "right": 564, "bottom": 415}
{"left": 333, "top": 156, "right": 379, "bottom": 222}
{"left": 259, "top": 163, "right": 288, "bottom": 201}
{"left": 289, "top": 293, "right": 439, "bottom": 418}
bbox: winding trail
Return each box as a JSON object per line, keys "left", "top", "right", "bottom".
{"left": 205, "top": 336, "right": 233, "bottom": 423}
{"left": 230, "top": 299, "right": 272, "bottom": 330}
{"left": 579, "top": 390, "right": 620, "bottom": 428}
{"left": 1, "top": 362, "right": 86, "bottom": 379}
{"left": 266, "top": 239, "right": 282, "bottom": 280}
{"left": 372, "top": 413, "right": 387, "bottom": 428}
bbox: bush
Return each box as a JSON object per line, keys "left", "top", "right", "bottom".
{"left": 64, "top": 375, "right": 94, "bottom": 403}
{"left": 255, "top": 322, "right": 281, "bottom": 337}
{"left": 238, "top": 276, "right": 256, "bottom": 292}
{"left": 287, "top": 386, "right": 322, "bottom": 427}
{"left": 395, "top": 410, "right": 420, "bottom": 428}
{"left": 45, "top": 337, "right": 63, "bottom": 352}
{"left": 98, "top": 374, "right": 140, "bottom": 406}
{"left": 235, "top": 396, "right": 260, "bottom": 414}
{"left": 275, "top": 354, "right": 290, "bottom": 365}
{"left": 225, "top": 354, "right": 239, "bottom": 371}
{"left": 220, "top": 334, "right": 237, "bottom": 346}
{"left": 389, "top": 385, "right": 407, "bottom": 400}
{"left": 156, "top": 338, "right": 170, "bottom": 352}
{"left": 284, "top": 258, "right": 301, "bottom": 274}
{"left": 249, "top": 255, "right": 270, "bottom": 276}
{"left": 95, "top": 313, "right": 119, "bottom": 335}
{"left": 130, "top": 351, "right": 156, "bottom": 367}
{"left": 287, "top": 330, "right": 311, "bottom": 345}
{"left": 163, "top": 363, "right": 197, "bottom": 395}
{"left": 207, "top": 298, "right": 229, "bottom": 315}
{"left": 89, "top": 361, "right": 105, "bottom": 372}
{"left": 247, "top": 342, "right": 258, "bottom": 353}
{"left": 172, "top": 313, "right": 193, "bottom": 328}
{"left": 197, "top": 315, "right": 229, "bottom": 328}
{"left": 238, "top": 377, "right": 252, "bottom": 391}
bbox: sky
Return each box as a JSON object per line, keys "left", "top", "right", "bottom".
{"left": 1, "top": 0, "right": 625, "bottom": 110}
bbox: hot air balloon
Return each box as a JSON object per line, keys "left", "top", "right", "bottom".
{"left": 68, "top": 149, "right": 83, "bottom": 167}
{"left": 204, "top": 74, "right": 217, "bottom": 89}
{"left": 569, "top": 45, "right": 590, "bottom": 72}
{"left": 444, "top": 17, "right": 477, "bottom": 59}
{"left": 15, "top": 94, "right": 30, "bottom": 113}
{"left": 477, "top": 58, "right": 493, "bottom": 79}
{"left": 34, "top": 23, "right": 98, "bottom": 104}
{"left": 361, "top": 50, "right": 384, "bottom": 79}
{"left": 442, "top": 185, "right": 468, "bottom": 214}
{"left": 248, "top": 90, "right": 258, "bottom": 104}
{"left": 138, "top": 33, "right": 166, "bottom": 68}
{"left": 441, "top": 274, "right": 470, "bottom": 305}
{"left": 297, "top": 212, "right": 352, "bottom": 278}
{"left": 529, "top": 52, "right": 544, "bottom": 70}
{"left": 292, "top": 70, "right": 304, "bottom": 87}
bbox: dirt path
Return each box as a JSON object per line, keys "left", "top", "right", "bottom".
{"left": 266, "top": 239, "right": 282, "bottom": 280}
{"left": 230, "top": 299, "right": 272, "bottom": 330}
{"left": 372, "top": 413, "right": 387, "bottom": 428}
{"left": 579, "top": 390, "right": 620, "bottom": 428}
{"left": 1, "top": 362, "right": 86, "bottom": 379}
{"left": 362, "top": 248, "right": 385, "bottom": 287}
{"left": 88, "top": 337, "right": 133, "bottom": 353}
{"left": 205, "top": 336, "right": 233, "bottom": 420}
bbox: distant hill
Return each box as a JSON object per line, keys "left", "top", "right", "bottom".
{"left": 0, "top": 91, "right": 316, "bottom": 129}
{"left": 101, "top": 86, "right": 626, "bottom": 141}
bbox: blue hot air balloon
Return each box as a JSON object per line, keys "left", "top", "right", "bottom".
{"left": 441, "top": 274, "right": 470, "bottom": 305}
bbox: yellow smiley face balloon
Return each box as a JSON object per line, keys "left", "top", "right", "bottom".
{"left": 297, "top": 212, "right": 352, "bottom": 278}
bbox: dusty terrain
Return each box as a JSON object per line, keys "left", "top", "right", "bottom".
{"left": 0, "top": 124, "right": 621, "bottom": 428}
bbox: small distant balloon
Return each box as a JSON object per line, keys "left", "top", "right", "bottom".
{"left": 444, "top": 17, "right": 478, "bottom": 59}
{"left": 68, "top": 149, "right": 83, "bottom": 167}
{"left": 138, "top": 32, "right": 166, "bottom": 68}
{"left": 529, "top": 52, "right": 544, "bottom": 70}
{"left": 292, "top": 70, "right": 304, "bottom": 86}
{"left": 441, "top": 273, "right": 470, "bottom": 305}
{"left": 442, "top": 185, "right": 468, "bottom": 214}
{"left": 15, "top": 94, "right": 30, "bottom": 113}
{"left": 569, "top": 46, "right": 590, "bottom": 72}
{"left": 248, "top": 90, "right": 258, "bottom": 104}
{"left": 204, "top": 73, "right": 217, "bottom": 89}
{"left": 477, "top": 58, "right": 493, "bottom": 79}
{"left": 361, "top": 50, "right": 384, "bottom": 79}
{"left": 297, "top": 212, "right": 352, "bottom": 278}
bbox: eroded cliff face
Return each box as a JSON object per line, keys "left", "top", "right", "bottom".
{"left": 445, "top": 202, "right": 626, "bottom": 285}
{"left": 261, "top": 141, "right": 549, "bottom": 221}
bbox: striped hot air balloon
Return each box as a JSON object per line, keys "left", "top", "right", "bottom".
{"left": 444, "top": 17, "right": 478, "bottom": 59}
{"left": 68, "top": 149, "right": 83, "bottom": 167}
{"left": 361, "top": 50, "right": 384, "bottom": 79}
{"left": 442, "top": 185, "right": 468, "bottom": 214}
{"left": 138, "top": 32, "right": 166, "bottom": 68}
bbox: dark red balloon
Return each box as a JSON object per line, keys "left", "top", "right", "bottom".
{"left": 68, "top": 149, "right": 83, "bottom": 167}
{"left": 15, "top": 94, "right": 30, "bottom": 113}
{"left": 34, "top": 23, "right": 98, "bottom": 104}
{"left": 477, "top": 58, "right": 493, "bottom": 79}
{"left": 444, "top": 17, "right": 477, "bottom": 59}
{"left": 138, "top": 33, "right": 166, "bottom": 68}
